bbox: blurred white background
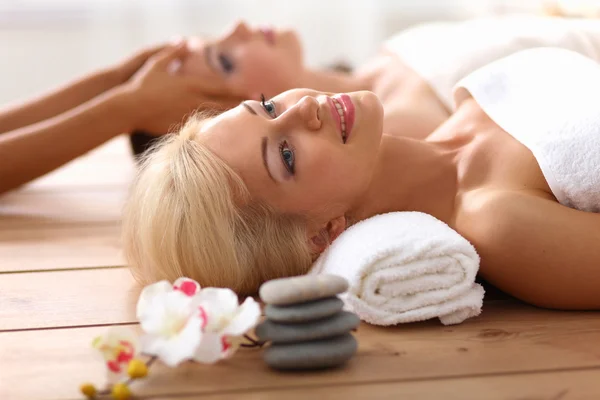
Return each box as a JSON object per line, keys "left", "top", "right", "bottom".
{"left": 0, "top": 0, "right": 588, "bottom": 104}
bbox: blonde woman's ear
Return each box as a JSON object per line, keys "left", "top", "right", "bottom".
{"left": 327, "top": 215, "right": 347, "bottom": 243}
{"left": 309, "top": 216, "right": 347, "bottom": 254}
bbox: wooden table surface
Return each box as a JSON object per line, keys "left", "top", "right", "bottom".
{"left": 1, "top": 136, "right": 599, "bottom": 400}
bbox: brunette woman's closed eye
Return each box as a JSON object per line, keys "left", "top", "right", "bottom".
{"left": 219, "top": 53, "right": 235, "bottom": 74}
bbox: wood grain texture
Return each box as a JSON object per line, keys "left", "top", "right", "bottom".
{"left": 0, "top": 268, "right": 137, "bottom": 331}
{"left": 0, "top": 224, "right": 124, "bottom": 272}
{"left": 18, "top": 135, "right": 135, "bottom": 192}
{"left": 1, "top": 299, "right": 599, "bottom": 399}
{"left": 0, "top": 189, "right": 126, "bottom": 229}
{"left": 168, "top": 369, "right": 600, "bottom": 400}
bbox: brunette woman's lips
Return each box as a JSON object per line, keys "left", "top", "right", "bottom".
{"left": 260, "top": 27, "right": 275, "bottom": 45}
{"left": 333, "top": 94, "right": 355, "bottom": 142}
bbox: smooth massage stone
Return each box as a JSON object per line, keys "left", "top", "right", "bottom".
{"left": 265, "top": 296, "right": 345, "bottom": 323}
{"left": 263, "top": 333, "right": 358, "bottom": 370}
{"left": 259, "top": 274, "right": 349, "bottom": 305}
{"left": 255, "top": 311, "right": 360, "bottom": 343}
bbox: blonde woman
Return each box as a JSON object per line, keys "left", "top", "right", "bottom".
{"left": 124, "top": 44, "right": 600, "bottom": 311}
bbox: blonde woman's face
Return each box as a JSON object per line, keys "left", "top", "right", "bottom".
{"left": 200, "top": 88, "right": 384, "bottom": 221}
{"left": 179, "top": 21, "right": 304, "bottom": 98}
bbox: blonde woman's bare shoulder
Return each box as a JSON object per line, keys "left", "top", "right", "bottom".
{"left": 456, "top": 189, "right": 600, "bottom": 310}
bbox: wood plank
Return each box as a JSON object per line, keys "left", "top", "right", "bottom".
{"left": 0, "top": 188, "right": 125, "bottom": 229}
{"left": 0, "top": 269, "right": 511, "bottom": 331}
{"left": 20, "top": 135, "right": 136, "bottom": 191}
{"left": 21, "top": 157, "right": 135, "bottom": 191}
{"left": 172, "top": 369, "right": 600, "bottom": 400}
{"left": 0, "top": 268, "right": 137, "bottom": 331}
{"left": 0, "top": 135, "right": 135, "bottom": 194}
{"left": 0, "top": 224, "right": 124, "bottom": 272}
{"left": 1, "top": 300, "right": 599, "bottom": 399}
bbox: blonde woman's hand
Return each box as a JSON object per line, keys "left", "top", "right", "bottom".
{"left": 120, "top": 42, "right": 242, "bottom": 135}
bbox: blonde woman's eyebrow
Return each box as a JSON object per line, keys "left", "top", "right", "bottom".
{"left": 261, "top": 137, "right": 276, "bottom": 183}
{"left": 242, "top": 101, "right": 257, "bottom": 115}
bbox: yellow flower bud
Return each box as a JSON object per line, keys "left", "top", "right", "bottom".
{"left": 127, "top": 359, "right": 148, "bottom": 379}
{"left": 80, "top": 383, "right": 97, "bottom": 398}
{"left": 111, "top": 383, "right": 131, "bottom": 400}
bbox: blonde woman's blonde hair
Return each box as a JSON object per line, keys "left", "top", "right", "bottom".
{"left": 122, "top": 115, "right": 313, "bottom": 294}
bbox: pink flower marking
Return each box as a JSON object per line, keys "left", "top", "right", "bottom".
{"left": 198, "top": 306, "right": 208, "bottom": 330}
{"left": 116, "top": 341, "right": 134, "bottom": 363}
{"left": 221, "top": 336, "right": 231, "bottom": 353}
{"left": 173, "top": 280, "right": 198, "bottom": 296}
{"left": 107, "top": 360, "right": 121, "bottom": 373}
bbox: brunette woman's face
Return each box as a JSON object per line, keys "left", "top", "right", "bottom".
{"left": 179, "top": 21, "right": 304, "bottom": 99}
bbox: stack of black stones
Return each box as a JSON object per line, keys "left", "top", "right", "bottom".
{"left": 256, "top": 274, "right": 360, "bottom": 371}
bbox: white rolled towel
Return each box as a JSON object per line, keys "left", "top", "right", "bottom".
{"left": 310, "top": 212, "right": 485, "bottom": 326}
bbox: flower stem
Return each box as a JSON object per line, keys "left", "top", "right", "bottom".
{"left": 241, "top": 334, "right": 266, "bottom": 348}
{"left": 94, "top": 355, "right": 158, "bottom": 398}
{"left": 146, "top": 355, "right": 158, "bottom": 368}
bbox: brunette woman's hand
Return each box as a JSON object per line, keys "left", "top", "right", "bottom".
{"left": 119, "top": 41, "right": 242, "bottom": 135}
{"left": 110, "top": 43, "right": 168, "bottom": 84}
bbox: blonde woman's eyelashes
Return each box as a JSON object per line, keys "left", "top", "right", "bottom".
{"left": 260, "top": 94, "right": 277, "bottom": 118}
{"left": 278, "top": 140, "right": 295, "bottom": 175}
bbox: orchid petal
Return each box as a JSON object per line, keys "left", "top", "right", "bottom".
{"left": 222, "top": 297, "right": 261, "bottom": 336}
{"left": 221, "top": 335, "right": 244, "bottom": 359}
{"left": 141, "top": 317, "right": 202, "bottom": 367}
{"left": 139, "top": 291, "right": 194, "bottom": 336}
{"left": 173, "top": 277, "right": 201, "bottom": 296}
{"left": 193, "top": 332, "right": 223, "bottom": 364}
{"left": 136, "top": 280, "right": 172, "bottom": 318}
{"left": 192, "top": 288, "right": 239, "bottom": 332}
{"left": 93, "top": 326, "right": 140, "bottom": 382}
{"left": 194, "top": 288, "right": 239, "bottom": 316}
{"left": 93, "top": 326, "right": 139, "bottom": 360}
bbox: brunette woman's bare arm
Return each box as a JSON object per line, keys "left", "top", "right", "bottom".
{"left": 0, "top": 45, "right": 166, "bottom": 135}
{"left": 0, "top": 44, "right": 224, "bottom": 194}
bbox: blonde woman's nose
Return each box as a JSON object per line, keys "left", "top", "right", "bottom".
{"left": 283, "top": 96, "right": 321, "bottom": 131}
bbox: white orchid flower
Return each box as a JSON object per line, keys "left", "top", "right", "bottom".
{"left": 136, "top": 278, "right": 203, "bottom": 367}
{"left": 192, "top": 288, "right": 261, "bottom": 364}
{"left": 92, "top": 326, "right": 139, "bottom": 383}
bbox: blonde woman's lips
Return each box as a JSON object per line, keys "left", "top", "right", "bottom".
{"left": 332, "top": 94, "right": 355, "bottom": 143}
{"left": 327, "top": 97, "right": 345, "bottom": 143}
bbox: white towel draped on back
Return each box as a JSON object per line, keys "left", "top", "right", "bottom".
{"left": 455, "top": 47, "right": 600, "bottom": 212}
{"left": 385, "top": 15, "right": 600, "bottom": 109}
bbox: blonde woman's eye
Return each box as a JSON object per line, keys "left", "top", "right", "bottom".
{"left": 279, "top": 141, "right": 295, "bottom": 175}
{"left": 260, "top": 94, "right": 277, "bottom": 118}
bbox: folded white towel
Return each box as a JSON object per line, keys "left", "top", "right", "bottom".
{"left": 310, "top": 212, "right": 484, "bottom": 326}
